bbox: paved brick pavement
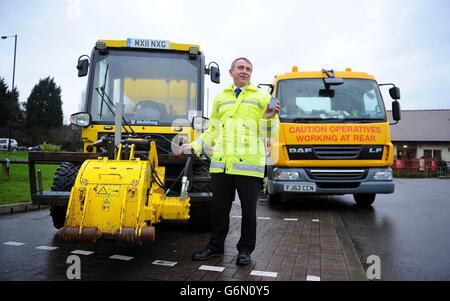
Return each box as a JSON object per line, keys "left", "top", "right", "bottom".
{"left": 0, "top": 196, "right": 367, "bottom": 281}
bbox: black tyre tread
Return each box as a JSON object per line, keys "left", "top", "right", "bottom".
{"left": 190, "top": 163, "right": 213, "bottom": 193}
{"left": 50, "top": 162, "right": 80, "bottom": 229}
{"left": 51, "top": 162, "right": 80, "bottom": 191}
{"left": 268, "top": 193, "right": 282, "bottom": 205}
{"left": 188, "top": 162, "right": 213, "bottom": 230}
{"left": 353, "top": 193, "right": 376, "bottom": 208}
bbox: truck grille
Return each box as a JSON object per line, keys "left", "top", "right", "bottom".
{"left": 313, "top": 146, "right": 361, "bottom": 159}
{"left": 306, "top": 169, "right": 368, "bottom": 180}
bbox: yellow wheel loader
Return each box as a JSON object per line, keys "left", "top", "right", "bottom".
{"left": 28, "top": 38, "right": 221, "bottom": 243}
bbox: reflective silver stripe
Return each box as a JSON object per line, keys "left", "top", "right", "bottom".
{"left": 210, "top": 162, "right": 225, "bottom": 169}
{"left": 232, "top": 163, "right": 264, "bottom": 174}
{"left": 217, "top": 101, "right": 235, "bottom": 111}
{"left": 242, "top": 100, "right": 264, "bottom": 109}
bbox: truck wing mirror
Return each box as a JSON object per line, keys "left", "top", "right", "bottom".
{"left": 258, "top": 83, "right": 274, "bottom": 94}
{"left": 379, "top": 83, "right": 400, "bottom": 100}
{"left": 77, "top": 55, "right": 90, "bottom": 77}
{"left": 210, "top": 66, "right": 220, "bottom": 84}
{"left": 389, "top": 86, "right": 401, "bottom": 100}
{"left": 206, "top": 62, "right": 220, "bottom": 84}
{"left": 391, "top": 100, "right": 401, "bottom": 124}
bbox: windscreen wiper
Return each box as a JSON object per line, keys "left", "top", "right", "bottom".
{"left": 342, "top": 118, "right": 386, "bottom": 123}
{"left": 94, "top": 87, "right": 136, "bottom": 136}
{"left": 292, "top": 118, "right": 346, "bottom": 123}
{"left": 99, "top": 63, "right": 110, "bottom": 119}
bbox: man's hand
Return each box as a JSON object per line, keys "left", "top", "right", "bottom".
{"left": 264, "top": 101, "right": 281, "bottom": 119}
{"left": 178, "top": 143, "right": 193, "bottom": 155}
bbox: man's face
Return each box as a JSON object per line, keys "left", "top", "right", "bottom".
{"left": 229, "top": 59, "right": 252, "bottom": 87}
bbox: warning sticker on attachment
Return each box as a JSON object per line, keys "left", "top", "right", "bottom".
{"left": 96, "top": 185, "right": 120, "bottom": 197}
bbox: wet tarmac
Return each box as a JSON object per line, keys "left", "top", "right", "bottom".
{"left": 1, "top": 178, "right": 449, "bottom": 281}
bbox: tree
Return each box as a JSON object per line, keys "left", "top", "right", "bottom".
{"left": 0, "top": 78, "right": 8, "bottom": 126}
{"left": 26, "top": 77, "right": 63, "bottom": 127}
{"left": 0, "top": 77, "right": 21, "bottom": 126}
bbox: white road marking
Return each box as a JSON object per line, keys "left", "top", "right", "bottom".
{"left": 306, "top": 275, "right": 321, "bottom": 281}
{"left": 250, "top": 270, "right": 278, "bottom": 278}
{"left": 71, "top": 250, "right": 94, "bottom": 256}
{"left": 284, "top": 218, "right": 298, "bottom": 221}
{"left": 36, "top": 246, "right": 58, "bottom": 251}
{"left": 152, "top": 260, "right": 178, "bottom": 267}
{"left": 109, "top": 255, "right": 133, "bottom": 261}
{"left": 199, "top": 265, "right": 225, "bottom": 272}
{"left": 4, "top": 241, "right": 25, "bottom": 246}
{"left": 231, "top": 215, "right": 242, "bottom": 218}
{"left": 257, "top": 217, "right": 271, "bottom": 220}
{"left": 312, "top": 219, "right": 320, "bottom": 222}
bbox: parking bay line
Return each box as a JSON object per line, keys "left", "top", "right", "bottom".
{"left": 152, "top": 260, "right": 178, "bottom": 267}
{"left": 36, "top": 246, "right": 58, "bottom": 251}
{"left": 250, "top": 270, "right": 278, "bottom": 278}
{"left": 71, "top": 250, "right": 94, "bottom": 256}
{"left": 4, "top": 241, "right": 26, "bottom": 246}
{"left": 199, "top": 265, "right": 225, "bottom": 272}
{"left": 109, "top": 255, "right": 134, "bottom": 261}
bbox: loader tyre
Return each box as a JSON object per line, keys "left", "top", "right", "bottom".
{"left": 191, "top": 163, "right": 213, "bottom": 193}
{"left": 50, "top": 162, "right": 80, "bottom": 229}
{"left": 188, "top": 162, "right": 212, "bottom": 230}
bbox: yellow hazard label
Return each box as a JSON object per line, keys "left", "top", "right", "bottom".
{"left": 102, "top": 198, "right": 111, "bottom": 211}
{"left": 96, "top": 185, "right": 120, "bottom": 197}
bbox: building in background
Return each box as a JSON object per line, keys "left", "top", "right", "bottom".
{"left": 388, "top": 110, "right": 450, "bottom": 162}
{"left": 388, "top": 109, "right": 450, "bottom": 176}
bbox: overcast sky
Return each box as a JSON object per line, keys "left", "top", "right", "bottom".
{"left": 1, "top": 0, "right": 450, "bottom": 122}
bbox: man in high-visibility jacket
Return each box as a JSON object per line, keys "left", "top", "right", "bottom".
{"left": 181, "top": 57, "right": 280, "bottom": 266}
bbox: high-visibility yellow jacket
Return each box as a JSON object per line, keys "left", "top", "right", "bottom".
{"left": 192, "top": 83, "right": 279, "bottom": 178}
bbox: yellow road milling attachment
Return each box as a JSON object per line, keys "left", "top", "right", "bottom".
{"left": 58, "top": 141, "right": 190, "bottom": 243}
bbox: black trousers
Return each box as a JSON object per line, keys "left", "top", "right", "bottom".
{"left": 207, "top": 173, "right": 261, "bottom": 254}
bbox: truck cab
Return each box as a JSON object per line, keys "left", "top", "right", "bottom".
{"left": 266, "top": 67, "right": 401, "bottom": 207}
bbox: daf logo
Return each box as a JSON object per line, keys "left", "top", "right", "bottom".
{"left": 369, "top": 147, "right": 383, "bottom": 153}
{"left": 289, "top": 147, "right": 312, "bottom": 154}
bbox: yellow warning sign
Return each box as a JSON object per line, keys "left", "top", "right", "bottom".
{"left": 96, "top": 185, "right": 120, "bottom": 197}
{"left": 102, "top": 198, "right": 111, "bottom": 211}
{"left": 98, "top": 186, "right": 107, "bottom": 195}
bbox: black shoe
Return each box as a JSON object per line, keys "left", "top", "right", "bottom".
{"left": 192, "top": 248, "right": 223, "bottom": 261}
{"left": 236, "top": 251, "right": 251, "bottom": 266}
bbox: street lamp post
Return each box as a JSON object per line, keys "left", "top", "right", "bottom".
{"left": 1, "top": 34, "right": 17, "bottom": 151}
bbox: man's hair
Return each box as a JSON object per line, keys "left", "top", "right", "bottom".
{"left": 230, "top": 57, "right": 253, "bottom": 70}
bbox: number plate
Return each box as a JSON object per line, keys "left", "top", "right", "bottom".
{"left": 284, "top": 184, "right": 316, "bottom": 192}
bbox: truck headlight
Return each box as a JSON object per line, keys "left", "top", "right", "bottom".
{"left": 374, "top": 171, "right": 393, "bottom": 181}
{"left": 70, "top": 112, "right": 92, "bottom": 127}
{"left": 273, "top": 170, "right": 300, "bottom": 180}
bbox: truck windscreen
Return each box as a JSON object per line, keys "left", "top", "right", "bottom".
{"left": 88, "top": 50, "right": 200, "bottom": 126}
{"left": 277, "top": 78, "right": 386, "bottom": 123}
